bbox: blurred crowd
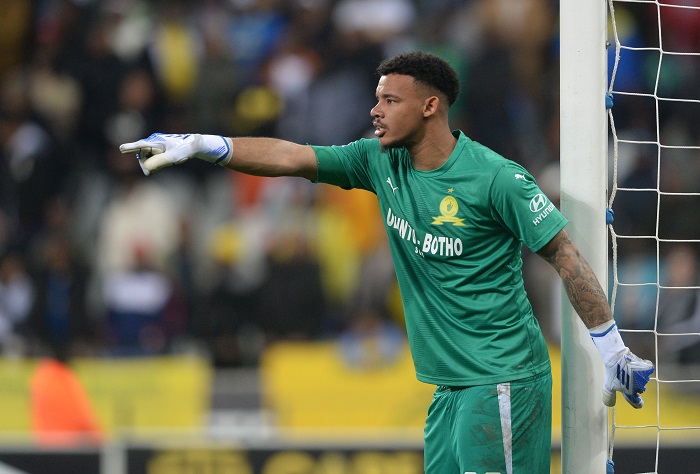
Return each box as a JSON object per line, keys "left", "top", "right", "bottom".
{"left": 0, "top": 0, "right": 698, "bottom": 367}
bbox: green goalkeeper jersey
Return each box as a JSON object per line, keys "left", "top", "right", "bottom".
{"left": 312, "top": 131, "right": 567, "bottom": 386}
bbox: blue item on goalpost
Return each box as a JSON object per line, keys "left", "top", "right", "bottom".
{"left": 606, "top": 459, "right": 614, "bottom": 473}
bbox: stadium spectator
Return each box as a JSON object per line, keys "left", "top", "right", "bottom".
{"left": 100, "top": 239, "right": 186, "bottom": 356}
{"left": 27, "top": 233, "right": 95, "bottom": 357}
{"left": 30, "top": 343, "right": 103, "bottom": 447}
{"left": 658, "top": 244, "right": 700, "bottom": 364}
{"left": 0, "top": 69, "right": 56, "bottom": 244}
{"left": 0, "top": 249, "right": 33, "bottom": 355}
{"left": 93, "top": 151, "right": 187, "bottom": 355}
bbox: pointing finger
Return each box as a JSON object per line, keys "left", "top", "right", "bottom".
{"left": 119, "top": 140, "right": 165, "bottom": 155}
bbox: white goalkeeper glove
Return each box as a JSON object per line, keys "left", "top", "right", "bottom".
{"left": 119, "top": 133, "right": 232, "bottom": 176}
{"left": 590, "top": 321, "right": 654, "bottom": 409}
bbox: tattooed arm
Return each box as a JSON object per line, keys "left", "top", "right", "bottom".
{"left": 536, "top": 229, "right": 612, "bottom": 329}
{"left": 538, "top": 228, "right": 655, "bottom": 408}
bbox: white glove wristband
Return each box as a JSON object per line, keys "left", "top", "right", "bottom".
{"left": 120, "top": 133, "right": 233, "bottom": 175}
{"left": 590, "top": 320, "right": 627, "bottom": 367}
{"left": 196, "top": 134, "right": 233, "bottom": 166}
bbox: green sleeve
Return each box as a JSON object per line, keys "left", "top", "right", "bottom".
{"left": 489, "top": 162, "right": 567, "bottom": 252}
{"left": 311, "top": 139, "right": 377, "bottom": 192}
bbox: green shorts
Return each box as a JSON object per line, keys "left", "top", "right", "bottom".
{"left": 424, "top": 370, "right": 552, "bottom": 474}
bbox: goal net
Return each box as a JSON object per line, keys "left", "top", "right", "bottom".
{"left": 561, "top": 0, "right": 700, "bottom": 472}
{"left": 605, "top": 0, "right": 700, "bottom": 473}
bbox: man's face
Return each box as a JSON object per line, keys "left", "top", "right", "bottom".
{"left": 371, "top": 74, "right": 428, "bottom": 150}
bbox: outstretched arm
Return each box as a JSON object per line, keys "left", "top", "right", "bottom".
{"left": 224, "top": 137, "right": 317, "bottom": 180}
{"left": 537, "top": 228, "right": 654, "bottom": 409}
{"left": 119, "top": 133, "right": 318, "bottom": 180}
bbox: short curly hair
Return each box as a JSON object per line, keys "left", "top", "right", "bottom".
{"left": 377, "top": 51, "right": 460, "bottom": 106}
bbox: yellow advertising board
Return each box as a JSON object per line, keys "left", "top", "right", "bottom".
{"left": 261, "top": 341, "right": 700, "bottom": 446}
{"left": 0, "top": 355, "right": 212, "bottom": 436}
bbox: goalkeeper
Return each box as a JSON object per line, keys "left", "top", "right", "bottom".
{"left": 120, "top": 51, "right": 653, "bottom": 474}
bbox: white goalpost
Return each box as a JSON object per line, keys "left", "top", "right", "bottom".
{"left": 562, "top": 0, "right": 700, "bottom": 472}
{"left": 559, "top": 0, "right": 609, "bottom": 472}
{"left": 605, "top": 0, "right": 700, "bottom": 473}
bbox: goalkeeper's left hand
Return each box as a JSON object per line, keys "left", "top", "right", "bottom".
{"left": 590, "top": 321, "right": 654, "bottom": 409}
{"left": 119, "top": 133, "right": 232, "bottom": 176}
{"left": 601, "top": 349, "right": 654, "bottom": 408}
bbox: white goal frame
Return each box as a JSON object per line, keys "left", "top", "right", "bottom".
{"left": 559, "top": 0, "right": 609, "bottom": 472}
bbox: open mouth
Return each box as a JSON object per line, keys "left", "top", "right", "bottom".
{"left": 373, "top": 121, "right": 387, "bottom": 138}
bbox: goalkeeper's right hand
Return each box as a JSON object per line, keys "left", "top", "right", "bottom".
{"left": 119, "top": 133, "right": 232, "bottom": 176}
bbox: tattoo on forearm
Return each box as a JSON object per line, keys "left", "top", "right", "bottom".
{"left": 538, "top": 231, "right": 612, "bottom": 329}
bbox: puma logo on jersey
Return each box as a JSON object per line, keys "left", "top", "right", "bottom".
{"left": 386, "top": 177, "right": 399, "bottom": 194}
{"left": 514, "top": 173, "right": 526, "bottom": 180}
